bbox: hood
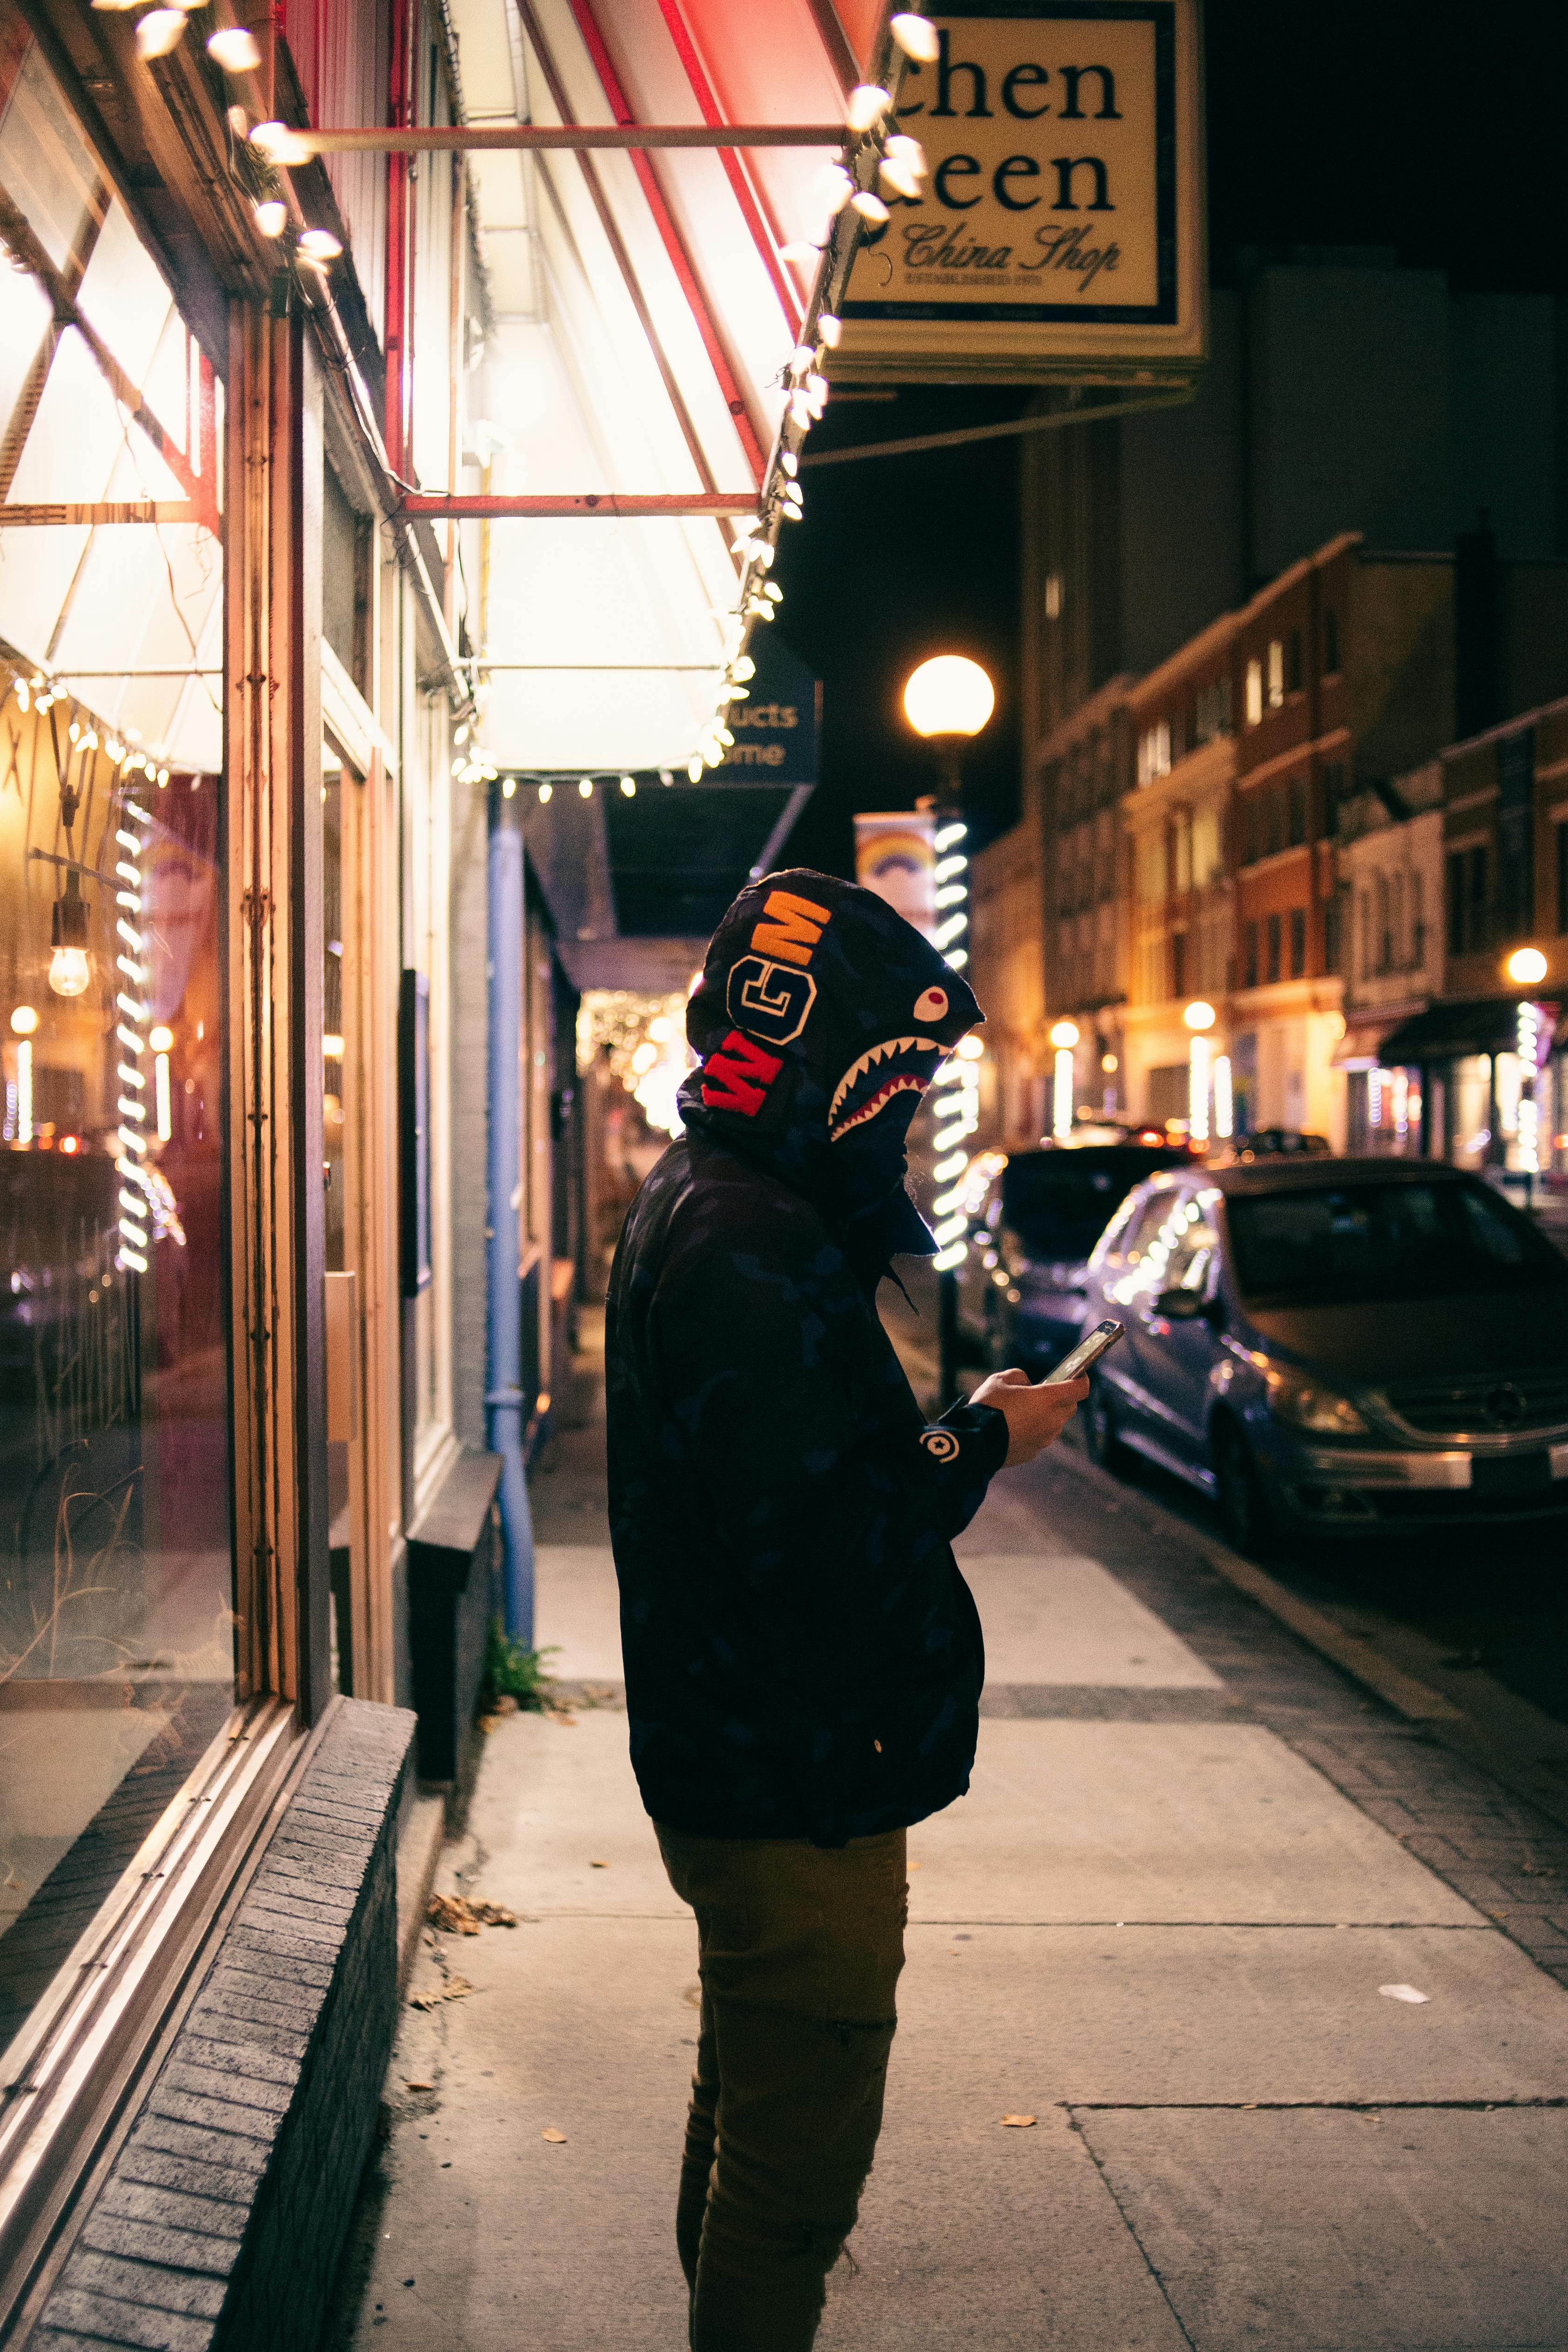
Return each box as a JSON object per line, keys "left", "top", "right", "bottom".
{"left": 678, "top": 867, "right": 981, "bottom": 1267}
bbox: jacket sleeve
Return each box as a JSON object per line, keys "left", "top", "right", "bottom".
{"left": 649, "top": 1219, "right": 1006, "bottom": 1702}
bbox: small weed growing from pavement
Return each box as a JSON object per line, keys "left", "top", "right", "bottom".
{"left": 483, "top": 1617, "right": 559, "bottom": 1711}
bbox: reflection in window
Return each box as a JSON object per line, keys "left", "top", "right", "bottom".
{"left": 0, "top": 27, "right": 231, "bottom": 2070}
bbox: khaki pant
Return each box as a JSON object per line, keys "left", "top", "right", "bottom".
{"left": 656, "top": 1823, "right": 908, "bottom": 2352}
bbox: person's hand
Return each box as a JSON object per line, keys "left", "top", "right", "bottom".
{"left": 969, "top": 1366, "right": 1089, "bottom": 1466}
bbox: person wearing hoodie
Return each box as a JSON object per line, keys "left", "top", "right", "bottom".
{"left": 605, "top": 869, "right": 1086, "bottom": 2351}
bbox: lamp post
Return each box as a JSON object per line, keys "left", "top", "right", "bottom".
{"left": 903, "top": 654, "right": 994, "bottom": 1406}
{"left": 1049, "top": 1018, "right": 1079, "bottom": 1140}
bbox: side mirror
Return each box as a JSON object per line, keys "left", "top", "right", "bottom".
{"left": 1155, "top": 1287, "right": 1206, "bottom": 1320}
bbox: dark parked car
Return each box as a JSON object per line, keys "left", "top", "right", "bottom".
{"left": 1079, "top": 1158, "right": 1568, "bottom": 1545}
{"left": 954, "top": 1136, "right": 1192, "bottom": 1370}
{"left": 1221, "top": 1128, "right": 1331, "bottom": 1163}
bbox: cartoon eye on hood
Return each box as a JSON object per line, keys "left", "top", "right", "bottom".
{"left": 913, "top": 985, "right": 948, "bottom": 1023}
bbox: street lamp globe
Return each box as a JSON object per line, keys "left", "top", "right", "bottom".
{"left": 903, "top": 655, "right": 995, "bottom": 740}
{"left": 1049, "top": 1019, "right": 1080, "bottom": 1049}
{"left": 1506, "top": 946, "right": 1548, "bottom": 987}
{"left": 1183, "top": 999, "right": 1216, "bottom": 1032}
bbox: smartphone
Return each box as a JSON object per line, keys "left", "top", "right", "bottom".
{"left": 1045, "top": 1319, "right": 1125, "bottom": 1384}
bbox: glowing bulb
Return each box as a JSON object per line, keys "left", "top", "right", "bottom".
{"left": 49, "top": 946, "right": 91, "bottom": 998}
{"left": 9, "top": 1005, "right": 38, "bottom": 1035}
{"left": 579, "top": 777, "right": 594, "bottom": 799}
{"left": 1507, "top": 947, "right": 1548, "bottom": 986}
{"left": 208, "top": 26, "right": 261, "bottom": 70}
{"left": 298, "top": 227, "right": 342, "bottom": 263}
{"left": 501, "top": 775, "right": 517, "bottom": 799}
{"left": 254, "top": 200, "right": 287, "bottom": 237}
{"left": 851, "top": 191, "right": 890, "bottom": 224}
{"left": 845, "top": 85, "right": 891, "bottom": 132}
{"left": 1050, "top": 1020, "right": 1080, "bottom": 1049}
{"left": 777, "top": 240, "right": 820, "bottom": 265}
{"left": 1183, "top": 999, "right": 1216, "bottom": 1032}
{"left": 251, "top": 120, "right": 311, "bottom": 166}
{"left": 890, "top": 13, "right": 941, "bottom": 63}
{"left": 135, "top": 9, "right": 188, "bottom": 59}
{"left": 620, "top": 776, "right": 636, "bottom": 797}
{"left": 149, "top": 1025, "right": 174, "bottom": 1052}
{"left": 537, "top": 782, "right": 552, "bottom": 804}
{"left": 903, "top": 655, "right": 994, "bottom": 739}
{"left": 816, "top": 314, "right": 843, "bottom": 348}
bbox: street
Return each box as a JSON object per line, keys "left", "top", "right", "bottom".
{"left": 329, "top": 1319, "right": 1568, "bottom": 2352}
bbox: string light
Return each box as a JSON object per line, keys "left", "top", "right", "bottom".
{"left": 688, "top": 57, "right": 929, "bottom": 777}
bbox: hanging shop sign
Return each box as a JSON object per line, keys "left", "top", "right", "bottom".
{"left": 835, "top": 2, "right": 1205, "bottom": 386}
{"left": 720, "top": 634, "right": 820, "bottom": 785}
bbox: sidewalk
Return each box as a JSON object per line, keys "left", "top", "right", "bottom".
{"left": 331, "top": 1328, "right": 1568, "bottom": 2352}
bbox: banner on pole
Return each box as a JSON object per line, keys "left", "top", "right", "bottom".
{"left": 854, "top": 810, "right": 938, "bottom": 940}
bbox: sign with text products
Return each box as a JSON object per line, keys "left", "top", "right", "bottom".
{"left": 834, "top": 2, "right": 1205, "bottom": 386}
{"left": 718, "top": 632, "right": 819, "bottom": 785}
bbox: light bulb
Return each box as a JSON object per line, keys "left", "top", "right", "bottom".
{"left": 851, "top": 190, "right": 890, "bottom": 224}
{"left": 208, "top": 26, "right": 261, "bottom": 70}
{"left": 845, "top": 85, "right": 891, "bottom": 132}
{"left": 149, "top": 1025, "right": 174, "bottom": 1052}
{"left": 620, "top": 776, "right": 636, "bottom": 797}
{"left": 1507, "top": 946, "right": 1548, "bottom": 986}
{"left": 890, "top": 13, "right": 941, "bottom": 63}
{"left": 298, "top": 227, "right": 342, "bottom": 263}
{"left": 816, "top": 314, "right": 843, "bottom": 348}
{"left": 251, "top": 120, "right": 311, "bottom": 166}
{"left": 49, "top": 946, "right": 91, "bottom": 999}
{"left": 538, "top": 783, "right": 553, "bottom": 804}
{"left": 578, "top": 777, "right": 594, "bottom": 798}
{"left": 135, "top": 8, "right": 188, "bottom": 58}
{"left": 10, "top": 1004, "right": 38, "bottom": 1035}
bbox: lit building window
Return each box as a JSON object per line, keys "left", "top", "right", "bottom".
{"left": 1245, "top": 658, "right": 1263, "bottom": 726}
{"left": 1266, "top": 639, "right": 1285, "bottom": 708}
{"left": 1137, "top": 719, "right": 1172, "bottom": 786}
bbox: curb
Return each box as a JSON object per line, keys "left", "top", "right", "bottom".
{"left": 1051, "top": 1440, "right": 1462, "bottom": 1723}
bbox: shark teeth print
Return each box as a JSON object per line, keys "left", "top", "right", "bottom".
{"left": 829, "top": 1071, "right": 931, "bottom": 1142}
{"left": 828, "top": 1035, "right": 939, "bottom": 1120}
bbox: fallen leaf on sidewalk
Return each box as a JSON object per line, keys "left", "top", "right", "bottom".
{"left": 428, "top": 1893, "right": 518, "bottom": 1933}
{"left": 589, "top": 1859, "right": 609, "bottom": 1869}
{"left": 541, "top": 2127, "right": 568, "bottom": 2144}
{"left": 1378, "top": 1983, "right": 1430, "bottom": 2004}
{"left": 907, "top": 1861, "right": 922, "bottom": 1873}
{"left": 409, "top": 1976, "right": 475, "bottom": 2011}
{"left": 404, "top": 2080, "right": 435, "bottom": 2092}
{"left": 1000, "top": 2115, "right": 1037, "bottom": 2128}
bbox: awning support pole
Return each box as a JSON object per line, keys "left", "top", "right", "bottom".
{"left": 395, "top": 492, "right": 759, "bottom": 519}
{"left": 281, "top": 124, "right": 849, "bottom": 154}
{"left": 486, "top": 783, "right": 535, "bottom": 1645}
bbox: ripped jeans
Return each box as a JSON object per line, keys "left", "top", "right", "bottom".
{"left": 655, "top": 1823, "right": 908, "bottom": 2352}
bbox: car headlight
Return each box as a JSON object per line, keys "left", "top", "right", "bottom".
{"left": 1264, "top": 1364, "right": 1369, "bottom": 1436}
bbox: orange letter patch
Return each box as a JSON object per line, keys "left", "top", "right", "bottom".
{"left": 700, "top": 1029, "right": 784, "bottom": 1117}
{"left": 749, "top": 889, "right": 830, "bottom": 969}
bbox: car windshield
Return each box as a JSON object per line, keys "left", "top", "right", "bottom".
{"left": 1003, "top": 1148, "right": 1188, "bottom": 1259}
{"left": 1225, "top": 1178, "right": 1568, "bottom": 1306}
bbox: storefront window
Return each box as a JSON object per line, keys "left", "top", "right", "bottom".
{"left": 0, "top": 24, "right": 230, "bottom": 2066}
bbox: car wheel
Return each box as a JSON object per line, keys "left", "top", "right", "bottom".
{"left": 1084, "top": 1373, "right": 1128, "bottom": 1473}
{"left": 1212, "top": 1416, "right": 1271, "bottom": 1554}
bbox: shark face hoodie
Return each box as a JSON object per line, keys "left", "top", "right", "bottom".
{"left": 604, "top": 870, "right": 1009, "bottom": 1846}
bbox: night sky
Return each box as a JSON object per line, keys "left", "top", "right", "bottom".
{"left": 773, "top": 0, "right": 1568, "bottom": 882}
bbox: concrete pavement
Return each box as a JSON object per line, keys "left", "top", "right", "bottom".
{"left": 330, "top": 1338, "right": 1568, "bottom": 2351}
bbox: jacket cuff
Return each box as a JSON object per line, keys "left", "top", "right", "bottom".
{"left": 936, "top": 1396, "right": 1010, "bottom": 1479}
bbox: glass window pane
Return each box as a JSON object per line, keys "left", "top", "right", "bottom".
{"left": 0, "top": 659, "right": 234, "bottom": 2056}
{"left": 73, "top": 199, "right": 174, "bottom": 400}
{"left": 0, "top": 41, "right": 98, "bottom": 270}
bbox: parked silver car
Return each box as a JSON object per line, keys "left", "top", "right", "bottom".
{"left": 1079, "top": 1158, "right": 1568, "bottom": 1547}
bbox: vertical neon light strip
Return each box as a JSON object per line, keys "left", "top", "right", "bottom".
{"left": 154, "top": 1052, "right": 172, "bottom": 1140}
{"left": 114, "top": 795, "right": 153, "bottom": 1271}
{"left": 1053, "top": 1048, "right": 1073, "bottom": 1139}
{"left": 1213, "top": 1054, "right": 1233, "bottom": 1140}
{"left": 1188, "top": 1036, "right": 1211, "bottom": 1145}
{"left": 16, "top": 1039, "right": 32, "bottom": 1142}
{"left": 1517, "top": 1001, "right": 1541, "bottom": 1174}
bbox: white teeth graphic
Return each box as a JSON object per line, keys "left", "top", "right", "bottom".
{"left": 828, "top": 1035, "right": 938, "bottom": 1119}
{"left": 829, "top": 1072, "right": 930, "bottom": 1142}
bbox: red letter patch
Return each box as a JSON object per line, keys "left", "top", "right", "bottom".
{"left": 700, "top": 1029, "right": 784, "bottom": 1117}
